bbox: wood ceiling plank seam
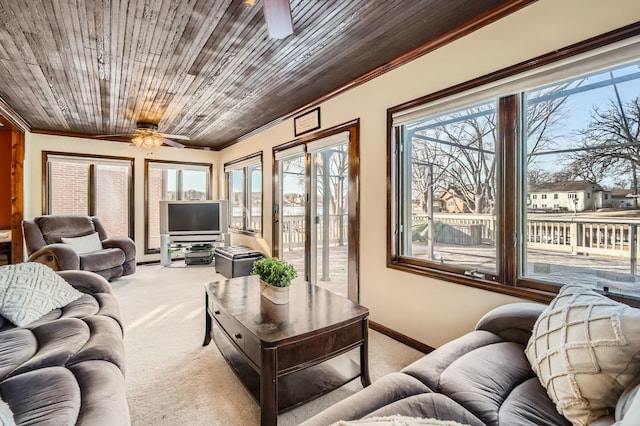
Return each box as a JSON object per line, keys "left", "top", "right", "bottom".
{"left": 190, "top": 0, "right": 506, "bottom": 144}
{"left": 78, "top": 0, "right": 105, "bottom": 133}
{"left": 67, "top": 0, "right": 98, "bottom": 132}
{"left": 48, "top": 0, "right": 86, "bottom": 128}
{"left": 0, "top": 59, "right": 53, "bottom": 127}
{"left": 181, "top": 0, "right": 346, "bottom": 137}
{"left": 135, "top": 0, "right": 181, "bottom": 120}
{"left": 109, "top": 0, "right": 127, "bottom": 131}
{"left": 128, "top": 0, "right": 164, "bottom": 123}
{"left": 74, "top": 0, "right": 101, "bottom": 134}
{"left": 37, "top": 2, "right": 77, "bottom": 130}
{"left": 0, "top": 2, "right": 54, "bottom": 128}
{"left": 163, "top": 0, "right": 259, "bottom": 133}
{"left": 94, "top": 0, "right": 112, "bottom": 129}
{"left": 117, "top": 0, "right": 147, "bottom": 130}
{"left": 16, "top": 2, "right": 75, "bottom": 130}
{"left": 172, "top": 10, "right": 268, "bottom": 133}
{"left": 143, "top": 0, "right": 227, "bottom": 129}
{"left": 292, "top": 2, "right": 441, "bottom": 84}
{"left": 131, "top": 0, "right": 229, "bottom": 133}
{"left": 192, "top": 0, "right": 463, "bottom": 140}
{"left": 184, "top": 0, "right": 370, "bottom": 127}
{"left": 182, "top": 0, "right": 241, "bottom": 78}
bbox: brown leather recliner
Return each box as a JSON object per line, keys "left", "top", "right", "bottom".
{"left": 22, "top": 215, "right": 136, "bottom": 281}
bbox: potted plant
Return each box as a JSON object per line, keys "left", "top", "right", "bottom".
{"left": 252, "top": 257, "right": 297, "bottom": 304}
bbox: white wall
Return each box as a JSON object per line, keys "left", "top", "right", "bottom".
{"left": 24, "top": 133, "right": 219, "bottom": 263}
{"left": 218, "top": 0, "right": 640, "bottom": 348}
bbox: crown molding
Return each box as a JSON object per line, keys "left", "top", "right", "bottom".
{"left": 0, "top": 97, "right": 30, "bottom": 132}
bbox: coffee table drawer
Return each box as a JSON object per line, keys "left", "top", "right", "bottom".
{"left": 277, "top": 320, "right": 364, "bottom": 371}
{"left": 211, "top": 303, "right": 243, "bottom": 344}
{"left": 210, "top": 300, "right": 260, "bottom": 365}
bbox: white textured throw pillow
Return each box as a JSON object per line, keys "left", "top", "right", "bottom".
{"left": 0, "top": 398, "right": 15, "bottom": 426}
{"left": 525, "top": 284, "right": 640, "bottom": 425}
{"left": 61, "top": 232, "right": 102, "bottom": 254}
{"left": 0, "top": 263, "right": 82, "bottom": 326}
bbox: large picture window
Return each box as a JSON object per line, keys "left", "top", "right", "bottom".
{"left": 146, "top": 161, "right": 211, "bottom": 252}
{"left": 45, "top": 153, "right": 134, "bottom": 238}
{"left": 389, "top": 32, "right": 640, "bottom": 304}
{"left": 225, "top": 153, "right": 263, "bottom": 235}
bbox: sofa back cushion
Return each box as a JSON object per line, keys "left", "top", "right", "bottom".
{"left": 35, "top": 216, "right": 96, "bottom": 245}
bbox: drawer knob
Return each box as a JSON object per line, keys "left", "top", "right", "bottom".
{"left": 234, "top": 333, "right": 242, "bottom": 339}
{"left": 214, "top": 310, "right": 220, "bottom": 315}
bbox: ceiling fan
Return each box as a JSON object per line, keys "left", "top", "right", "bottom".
{"left": 246, "top": 0, "right": 293, "bottom": 39}
{"left": 97, "top": 122, "right": 189, "bottom": 149}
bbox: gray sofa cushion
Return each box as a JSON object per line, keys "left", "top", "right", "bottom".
{"left": 0, "top": 269, "right": 129, "bottom": 425}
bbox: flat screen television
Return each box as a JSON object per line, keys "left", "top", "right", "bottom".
{"left": 159, "top": 200, "right": 228, "bottom": 236}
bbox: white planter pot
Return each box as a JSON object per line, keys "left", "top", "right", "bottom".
{"left": 261, "top": 283, "right": 290, "bottom": 304}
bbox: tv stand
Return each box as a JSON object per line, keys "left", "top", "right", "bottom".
{"left": 160, "top": 234, "right": 229, "bottom": 267}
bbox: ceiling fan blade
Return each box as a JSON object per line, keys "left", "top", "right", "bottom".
{"left": 159, "top": 133, "right": 190, "bottom": 141}
{"left": 94, "top": 133, "right": 136, "bottom": 138}
{"left": 161, "top": 137, "right": 185, "bottom": 149}
{"left": 263, "top": 0, "right": 293, "bottom": 39}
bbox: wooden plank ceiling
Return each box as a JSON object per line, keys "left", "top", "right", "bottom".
{"left": 0, "top": 0, "right": 519, "bottom": 150}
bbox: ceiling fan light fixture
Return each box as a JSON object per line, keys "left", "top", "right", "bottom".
{"left": 132, "top": 134, "right": 162, "bottom": 149}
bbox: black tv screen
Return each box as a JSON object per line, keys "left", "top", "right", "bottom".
{"left": 168, "top": 203, "right": 220, "bottom": 233}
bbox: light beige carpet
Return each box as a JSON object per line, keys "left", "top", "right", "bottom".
{"left": 110, "top": 263, "right": 424, "bottom": 426}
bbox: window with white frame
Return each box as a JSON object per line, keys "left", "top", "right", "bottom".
{"left": 146, "top": 160, "right": 211, "bottom": 252}
{"left": 389, "top": 33, "right": 640, "bottom": 303}
{"left": 225, "top": 153, "right": 263, "bottom": 235}
{"left": 45, "top": 152, "right": 133, "bottom": 238}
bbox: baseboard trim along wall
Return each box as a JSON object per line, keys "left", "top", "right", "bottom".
{"left": 369, "top": 321, "right": 434, "bottom": 354}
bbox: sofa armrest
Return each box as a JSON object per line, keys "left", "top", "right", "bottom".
{"left": 57, "top": 270, "right": 112, "bottom": 294}
{"left": 28, "top": 243, "right": 80, "bottom": 271}
{"left": 102, "top": 237, "right": 136, "bottom": 261}
{"left": 475, "top": 302, "right": 547, "bottom": 346}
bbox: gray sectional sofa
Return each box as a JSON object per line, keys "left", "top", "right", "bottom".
{"left": 302, "top": 290, "right": 640, "bottom": 426}
{"left": 0, "top": 268, "right": 129, "bottom": 425}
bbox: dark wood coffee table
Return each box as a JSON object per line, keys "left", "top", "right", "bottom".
{"left": 203, "top": 275, "right": 370, "bottom": 426}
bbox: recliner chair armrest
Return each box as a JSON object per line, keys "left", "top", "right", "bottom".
{"left": 475, "top": 302, "right": 547, "bottom": 346}
{"left": 27, "top": 243, "right": 80, "bottom": 271}
{"left": 102, "top": 237, "right": 136, "bottom": 261}
{"left": 57, "top": 270, "right": 113, "bottom": 294}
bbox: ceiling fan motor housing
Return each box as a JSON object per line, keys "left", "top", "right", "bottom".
{"left": 136, "top": 121, "right": 159, "bottom": 132}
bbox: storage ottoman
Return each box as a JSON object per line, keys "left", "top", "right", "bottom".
{"left": 214, "top": 246, "right": 264, "bottom": 278}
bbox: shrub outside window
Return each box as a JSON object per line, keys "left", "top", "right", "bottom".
{"left": 225, "top": 153, "right": 263, "bottom": 235}
{"left": 389, "top": 33, "right": 640, "bottom": 303}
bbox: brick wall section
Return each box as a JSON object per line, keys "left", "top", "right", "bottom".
{"left": 95, "top": 165, "right": 129, "bottom": 237}
{"left": 50, "top": 162, "right": 89, "bottom": 215}
{"left": 49, "top": 162, "right": 129, "bottom": 238}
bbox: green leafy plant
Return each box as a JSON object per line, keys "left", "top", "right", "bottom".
{"left": 252, "top": 257, "right": 297, "bottom": 287}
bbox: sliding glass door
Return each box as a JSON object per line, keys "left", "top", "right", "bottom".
{"left": 276, "top": 149, "right": 307, "bottom": 281}
{"left": 274, "top": 126, "right": 358, "bottom": 301}
{"left": 309, "top": 137, "right": 349, "bottom": 297}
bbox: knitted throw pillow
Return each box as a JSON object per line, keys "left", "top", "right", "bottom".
{"left": 525, "top": 285, "right": 640, "bottom": 425}
{"left": 0, "top": 263, "right": 82, "bottom": 326}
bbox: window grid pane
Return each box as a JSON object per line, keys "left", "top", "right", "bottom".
{"left": 399, "top": 100, "right": 498, "bottom": 275}
{"left": 523, "top": 60, "right": 640, "bottom": 298}
{"left": 248, "top": 164, "right": 262, "bottom": 232}
{"left": 48, "top": 161, "right": 89, "bottom": 215}
{"left": 229, "top": 169, "right": 245, "bottom": 229}
{"left": 147, "top": 163, "right": 208, "bottom": 251}
{"left": 94, "top": 164, "right": 130, "bottom": 238}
